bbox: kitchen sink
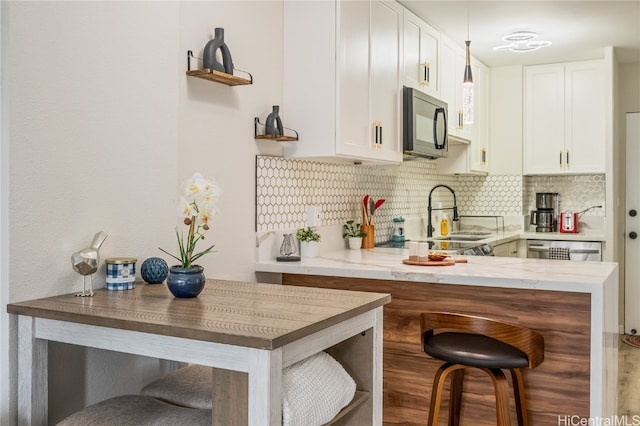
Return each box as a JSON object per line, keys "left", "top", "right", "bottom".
{"left": 435, "top": 236, "right": 487, "bottom": 242}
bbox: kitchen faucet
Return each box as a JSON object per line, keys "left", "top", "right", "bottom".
{"left": 427, "top": 184, "right": 459, "bottom": 238}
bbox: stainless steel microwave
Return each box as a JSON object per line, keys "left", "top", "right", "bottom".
{"left": 402, "top": 87, "right": 448, "bottom": 159}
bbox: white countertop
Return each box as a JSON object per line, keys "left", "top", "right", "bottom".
{"left": 255, "top": 248, "right": 617, "bottom": 293}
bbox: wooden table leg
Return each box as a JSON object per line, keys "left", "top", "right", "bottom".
{"left": 247, "top": 348, "right": 282, "bottom": 426}
{"left": 17, "top": 315, "right": 48, "bottom": 425}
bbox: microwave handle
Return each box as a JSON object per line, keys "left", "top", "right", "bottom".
{"left": 433, "top": 107, "right": 447, "bottom": 149}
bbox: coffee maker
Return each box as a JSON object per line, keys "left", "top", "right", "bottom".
{"left": 530, "top": 192, "right": 559, "bottom": 232}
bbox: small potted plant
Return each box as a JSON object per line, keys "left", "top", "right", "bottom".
{"left": 296, "top": 227, "right": 321, "bottom": 258}
{"left": 342, "top": 220, "right": 367, "bottom": 250}
{"left": 159, "top": 172, "right": 222, "bottom": 298}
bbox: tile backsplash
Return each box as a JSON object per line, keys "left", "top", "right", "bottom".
{"left": 524, "top": 174, "right": 606, "bottom": 216}
{"left": 255, "top": 156, "right": 606, "bottom": 242}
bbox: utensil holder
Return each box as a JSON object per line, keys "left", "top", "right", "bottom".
{"left": 361, "top": 225, "right": 375, "bottom": 249}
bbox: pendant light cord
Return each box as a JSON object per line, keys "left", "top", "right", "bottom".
{"left": 467, "top": 1, "right": 470, "bottom": 41}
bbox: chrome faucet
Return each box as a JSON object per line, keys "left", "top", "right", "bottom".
{"left": 427, "top": 185, "right": 459, "bottom": 238}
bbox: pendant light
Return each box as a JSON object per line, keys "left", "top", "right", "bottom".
{"left": 462, "top": 2, "right": 473, "bottom": 125}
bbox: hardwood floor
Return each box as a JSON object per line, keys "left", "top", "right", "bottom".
{"left": 618, "top": 336, "right": 640, "bottom": 416}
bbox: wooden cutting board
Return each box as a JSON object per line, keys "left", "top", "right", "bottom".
{"left": 402, "top": 258, "right": 468, "bottom": 266}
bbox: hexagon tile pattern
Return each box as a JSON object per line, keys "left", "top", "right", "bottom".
{"left": 255, "top": 156, "right": 605, "bottom": 242}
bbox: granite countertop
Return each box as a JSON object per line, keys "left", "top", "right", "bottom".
{"left": 255, "top": 248, "right": 617, "bottom": 294}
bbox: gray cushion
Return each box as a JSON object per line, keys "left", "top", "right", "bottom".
{"left": 140, "top": 365, "right": 212, "bottom": 409}
{"left": 56, "top": 395, "right": 211, "bottom": 426}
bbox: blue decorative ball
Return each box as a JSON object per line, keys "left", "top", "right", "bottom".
{"left": 140, "top": 257, "right": 169, "bottom": 284}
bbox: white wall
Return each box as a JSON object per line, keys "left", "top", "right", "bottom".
{"left": 1, "top": 1, "right": 283, "bottom": 423}
{"left": 0, "top": 1, "right": 10, "bottom": 423}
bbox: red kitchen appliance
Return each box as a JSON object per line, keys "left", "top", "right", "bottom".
{"left": 559, "top": 205, "right": 603, "bottom": 233}
{"left": 560, "top": 211, "right": 579, "bottom": 233}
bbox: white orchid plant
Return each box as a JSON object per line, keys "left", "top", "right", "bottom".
{"left": 160, "top": 172, "right": 222, "bottom": 268}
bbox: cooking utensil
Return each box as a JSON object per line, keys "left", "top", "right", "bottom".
{"left": 362, "top": 195, "right": 385, "bottom": 226}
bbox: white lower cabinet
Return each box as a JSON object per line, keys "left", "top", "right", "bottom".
{"left": 283, "top": 0, "right": 402, "bottom": 164}
{"left": 524, "top": 60, "right": 605, "bottom": 175}
{"left": 492, "top": 240, "right": 518, "bottom": 257}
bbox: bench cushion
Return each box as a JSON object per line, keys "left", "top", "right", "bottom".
{"left": 56, "top": 395, "right": 211, "bottom": 426}
{"left": 140, "top": 365, "right": 212, "bottom": 409}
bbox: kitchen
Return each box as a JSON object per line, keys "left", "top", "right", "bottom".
{"left": 1, "top": 1, "right": 639, "bottom": 425}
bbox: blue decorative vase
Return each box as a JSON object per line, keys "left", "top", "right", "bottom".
{"left": 140, "top": 257, "right": 169, "bottom": 284}
{"left": 166, "top": 265, "right": 206, "bottom": 298}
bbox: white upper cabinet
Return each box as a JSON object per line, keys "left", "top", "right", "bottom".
{"left": 436, "top": 33, "right": 489, "bottom": 175}
{"left": 402, "top": 9, "right": 440, "bottom": 98}
{"left": 439, "top": 35, "right": 473, "bottom": 142}
{"left": 468, "top": 60, "right": 489, "bottom": 173}
{"left": 524, "top": 60, "right": 606, "bottom": 175}
{"left": 283, "top": 0, "right": 403, "bottom": 164}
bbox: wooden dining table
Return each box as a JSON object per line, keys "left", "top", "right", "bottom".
{"left": 7, "top": 279, "right": 390, "bottom": 425}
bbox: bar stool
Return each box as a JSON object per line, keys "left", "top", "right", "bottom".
{"left": 420, "top": 312, "right": 544, "bottom": 426}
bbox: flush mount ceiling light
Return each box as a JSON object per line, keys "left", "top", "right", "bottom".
{"left": 494, "top": 31, "right": 552, "bottom": 52}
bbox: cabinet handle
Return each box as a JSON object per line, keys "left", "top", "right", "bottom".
{"left": 457, "top": 110, "right": 463, "bottom": 130}
{"left": 559, "top": 150, "right": 563, "bottom": 167}
{"left": 481, "top": 148, "right": 487, "bottom": 165}
{"left": 420, "top": 62, "right": 430, "bottom": 86}
{"left": 373, "top": 121, "right": 382, "bottom": 147}
{"left": 566, "top": 150, "right": 570, "bottom": 168}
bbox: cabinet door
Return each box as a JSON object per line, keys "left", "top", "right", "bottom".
{"left": 369, "top": 0, "right": 402, "bottom": 162}
{"left": 493, "top": 240, "right": 518, "bottom": 257}
{"left": 403, "top": 9, "right": 439, "bottom": 97}
{"left": 564, "top": 60, "right": 605, "bottom": 174}
{"left": 439, "top": 37, "right": 457, "bottom": 135}
{"left": 524, "top": 64, "right": 565, "bottom": 175}
{"left": 454, "top": 50, "right": 473, "bottom": 140}
{"left": 337, "top": 0, "right": 371, "bottom": 159}
{"left": 469, "top": 61, "right": 489, "bottom": 173}
{"left": 440, "top": 36, "right": 471, "bottom": 141}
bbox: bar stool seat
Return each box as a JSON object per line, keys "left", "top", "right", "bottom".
{"left": 424, "top": 332, "right": 529, "bottom": 369}
{"left": 420, "top": 312, "right": 544, "bottom": 426}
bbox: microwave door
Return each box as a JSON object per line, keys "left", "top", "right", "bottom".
{"left": 433, "top": 107, "right": 447, "bottom": 149}
{"left": 415, "top": 100, "right": 437, "bottom": 149}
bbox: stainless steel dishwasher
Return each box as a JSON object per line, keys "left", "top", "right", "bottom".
{"left": 527, "top": 240, "right": 602, "bottom": 261}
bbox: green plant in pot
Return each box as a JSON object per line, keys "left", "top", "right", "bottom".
{"left": 343, "top": 220, "right": 367, "bottom": 250}
{"left": 160, "top": 172, "right": 222, "bottom": 298}
{"left": 296, "top": 227, "right": 321, "bottom": 258}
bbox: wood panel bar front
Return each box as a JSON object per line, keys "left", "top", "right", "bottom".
{"left": 283, "top": 274, "right": 591, "bottom": 426}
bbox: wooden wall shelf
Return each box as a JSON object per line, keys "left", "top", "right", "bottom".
{"left": 254, "top": 117, "right": 299, "bottom": 142}
{"left": 186, "top": 50, "right": 252, "bottom": 86}
{"left": 186, "top": 69, "right": 252, "bottom": 86}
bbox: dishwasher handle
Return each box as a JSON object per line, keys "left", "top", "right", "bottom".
{"left": 527, "top": 246, "right": 600, "bottom": 254}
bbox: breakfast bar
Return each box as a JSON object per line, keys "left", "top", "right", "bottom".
{"left": 8, "top": 279, "right": 390, "bottom": 425}
{"left": 256, "top": 249, "right": 619, "bottom": 425}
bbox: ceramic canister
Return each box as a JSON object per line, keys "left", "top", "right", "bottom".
{"left": 105, "top": 257, "right": 137, "bottom": 291}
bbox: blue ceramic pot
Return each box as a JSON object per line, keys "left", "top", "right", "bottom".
{"left": 166, "top": 265, "right": 205, "bottom": 298}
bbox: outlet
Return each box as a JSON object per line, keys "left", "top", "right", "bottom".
{"left": 306, "top": 206, "right": 321, "bottom": 227}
